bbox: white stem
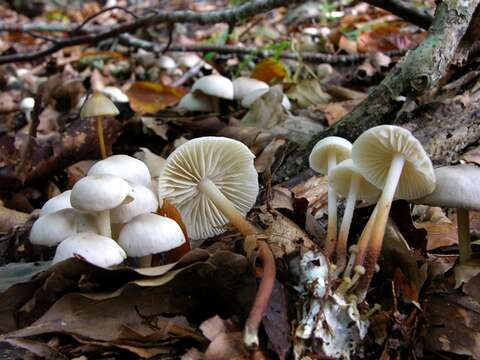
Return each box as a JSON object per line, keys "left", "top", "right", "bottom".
{"left": 325, "top": 150, "right": 338, "bottom": 256}
{"left": 336, "top": 174, "right": 360, "bottom": 272}
{"left": 198, "top": 178, "right": 257, "bottom": 237}
{"left": 97, "top": 210, "right": 111, "bottom": 238}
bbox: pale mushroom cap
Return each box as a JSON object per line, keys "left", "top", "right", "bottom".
{"left": 233, "top": 77, "right": 269, "bottom": 100}
{"left": 157, "top": 55, "right": 177, "bottom": 70}
{"left": 241, "top": 88, "right": 269, "bottom": 108}
{"left": 178, "top": 53, "right": 203, "bottom": 68}
{"left": 309, "top": 136, "right": 352, "bottom": 174}
{"left": 158, "top": 137, "right": 259, "bottom": 240}
{"left": 352, "top": 125, "right": 435, "bottom": 200}
{"left": 330, "top": 159, "right": 381, "bottom": 201}
{"left": 41, "top": 190, "right": 72, "bottom": 216}
{"left": 414, "top": 164, "right": 480, "bottom": 209}
{"left": 118, "top": 213, "right": 185, "bottom": 257}
{"left": 20, "top": 97, "right": 35, "bottom": 112}
{"left": 52, "top": 232, "right": 126, "bottom": 268}
{"left": 192, "top": 75, "right": 234, "bottom": 100}
{"left": 111, "top": 183, "right": 159, "bottom": 224}
{"left": 101, "top": 86, "right": 129, "bottom": 103}
{"left": 71, "top": 174, "right": 133, "bottom": 212}
{"left": 88, "top": 154, "right": 152, "bottom": 187}
{"left": 80, "top": 91, "right": 119, "bottom": 118}
{"left": 30, "top": 208, "right": 78, "bottom": 246}
{"left": 177, "top": 92, "right": 214, "bottom": 113}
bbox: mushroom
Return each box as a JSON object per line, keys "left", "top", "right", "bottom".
{"left": 80, "top": 91, "right": 119, "bottom": 159}
{"left": 329, "top": 159, "right": 380, "bottom": 273}
{"left": 309, "top": 137, "right": 352, "bottom": 257}
{"left": 158, "top": 136, "right": 259, "bottom": 241}
{"left": 233, "top": 77, "right": 269, "bottom": 100}
{"left": 414, "top": 164, "right": 480, "bottom": 264}
{"left": 70, "top": 174, "right": 133, "bottom": 238}
{"left": 241, "top": 87, "right": 291, "bottom": 110}
{"left": 30, "top": 208, "right": 97, "bottom": 247}
{"left": 88, "top": 154, "right": 152, "bottom": 188}
{"left": 352, "top": 125, "right": 435, "bottom": 295}
{"left": 20, "top": 97, "right": 35, "bottom": 125}
{"left": 176, "top": 92, "right": 214, "bottom": 113}
{"left": 111, "top": 183, "right": 159, "bottom": 224}
{"left": 101, "top": 86, "right": 129, "bottom": 103}
{"left": 41, "top": 190, "right": 72, "bottom": 215}
{"left": 118, "top": 213, "right": 185, "bottom": 267}
{"left": 52, "top": 232, "right": 126, "bottom": 268}
{"left": 191, "top": 74, "right": 234, "bottom": 112}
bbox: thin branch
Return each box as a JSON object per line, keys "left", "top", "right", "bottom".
{"left": 364, "top": 0, "right": 433, "bottom": 29}
{"left": 0, "top": 0, "right": 308, "bottom": 65}
{"left": 70, "top": 6, "right": 139, "bottom": 34}
{"left": 119, "top": 34, "right": 407, "bottom": 64}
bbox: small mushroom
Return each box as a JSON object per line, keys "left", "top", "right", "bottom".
{"left": 41, "top": 190, "right": 72, "bottom": 216}
{"left": 233, "top": 77, "right": 269, "bottom": 100}
{"left": 52, "top": 232, "right": 126, "bottom": 268}
{"left": 414, "top": 164, "right": 480, "bottom": 264}
{"left": 352, "top": 125, "right": 435, "bottom": 296}
{"left": 101, "top": 86, "right": 129, "bottom": 103}
{"left": 176, "top": 92, "right": 214, "bottom": 113}
{"left": 111, "top": 183, "right": 159, "bottom": 224}
{"left": 88, "top": 154, "right": 152, "bottom": 188}
{"left": 70, "top": 174, "right": 133, "bottom": 238}
{"left": 309, "top": 137, "right": 352, "bottom": 257}
{"left": 80, "top": 91, "right": 119, "bottom": 159}
{"left": 191, "top": 74, "right": 234, "bottom": 112}
{"left": 20, "top": 97, "right": 35, "bottom": 125}
{"left": 118, "top": 213, "right": 185, "bottom": 267}
{"left": 329, "top": 159, "right": 380, "bottom": 273}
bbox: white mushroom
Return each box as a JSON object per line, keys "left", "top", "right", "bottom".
{"left": 233, "top": 77, "right": 269, "bottom": 100}
{"left": 41, "top": 190, "right": 72, "bottom": 216}
{"left": 111, "top": 183, "right": 159, "bottom": 224}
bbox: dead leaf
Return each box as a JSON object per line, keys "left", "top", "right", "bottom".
{"left": 461, "top": 144, "right": 480, "bottom": 165}
{"left": 286, "top": 79, "right": 331, "bottom": 108}
{"left": 126, "top": 81, "right": 187, "bottom": 114}
{"left": 255, "top": 138, "right": 286, "bottom": 173}
{"left": 141, "top": 117, "right": 169, "bottom": 140}
{"left": 251, "top": 58, "right": 288, "bottom": 84}
{"left": 242, "top": 85, "right": 287, "bottom": 129}
{"left": 0, "top": 261, "right": 51, "bottom": 292}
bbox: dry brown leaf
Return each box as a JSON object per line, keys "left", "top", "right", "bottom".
{"left": 461, "top": 144, "right": 480, "bottom": 165}
{"left": 126, "top": 81, "right": 187, "bottom": 114}
{"left": 251, "top": 58, "right": 288, "bottom": 84}
{"left": 255, "top": 138, "right": 286, "bottom": 173}
{"left": 286, "top": 79, "right": 331, "bottom": 108}
{"left": 338, "top": 35, "right": 358, "bottom": 54}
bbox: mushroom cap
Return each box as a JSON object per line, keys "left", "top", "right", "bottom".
{"left": 233, "top": 77, "right": 269, "bottom": 100}
{"left": 177, "top": 92, "right": 214, "bottom": 113}
{"left": 157, "top": 55, "right": 177, "bottom": 70}
{"left": 309, "top": 136, "right": 352, "bottom": 174}
{"left": 192, "top": 75, "right": 234, "bottom": 100}
{"left": 352, "top": 125, "right": 435, "bottom": 200}
{"left": 414, "top": 164, "right": 480, "bottom": 209}
{"left": 41, "top": 190, "right": 72, "bottom": 216}
{"left": 178, "top": 53, "right": 203, "bottom": 68}
{"left": 241, "top": 88, "right": 269, "bottom": 108}
{"left": 20, "top": 97, "right": 35, "bottom": 112}
{"left": 80, "top": 91, "right": 119, "bottom": 118}
{"left": 158, "top": 137, "right": 259, "bottom": 240}
{"left": 111, "top": 183, "right": 159, "bottom": 224}
{"left": 52, "top": 232, "right": 126, "bottom": 268}
{"left": 118, "top": 213, "right": 185, "bottom": 257}
{"left": 71, "top": 174, "right": 133, "bottom": 212}
{"left": 88, "top": 154, "right": 152, "bottom": 187}
{"left": 329, "top": 159, "right": 381, "bottom": 201}
{"left": 101, "top": 86, "right": 129, "bottom": 103}
{"left": 30, "top": 208, "right": 77, "bottom": 247}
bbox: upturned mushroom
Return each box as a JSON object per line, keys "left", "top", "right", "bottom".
{"left": 118, "top": 213, "right": 185, "bottom": 267}
{"left": 309, "top": 137, "right": 352, "bottom": 257}
{"left": 70, "top": 174, "right": 133, "bottom": 238}
{"left": 414, "top": 164, "right": 480, "bottom": 264}
{"left": 329, "top": 159, "right": 380, "bottom": 273}
{"left": 80, "top": 91, "right": 119, "bottom": 159}
{"left": 191, "top": 74, "right": 234, "bottom": 112}
{"left": 352, "top": 125, "right": 435, "bottom": 296}
{"left": 52, "top": 232, "right": 126, "bottom": 268}
{"left": 41, "top": 190, "right": 72, "bottom": 215}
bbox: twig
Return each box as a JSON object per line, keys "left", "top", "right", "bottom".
{"left": 119, "top": 34, "right": 407, "bottom": 64}
{"left": 162, "top": 22, "right": 175, "bottom": 54}
{"left": 364, "top": 0, "right": 433, "bottom": 29}
{"left": 70, "top": 6, "right": 139, "bottom": 34}
{"left": 171, "top": 61, "right": 205, "bottom": 87}
{"left": 0, "top": 0, "right": 308, "bottom": 65}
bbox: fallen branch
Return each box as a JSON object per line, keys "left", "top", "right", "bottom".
{"left": 275, "top": 0, "right": 480, "bottom": 181}
{"left": 364, "top": 0, "right": 433, "bottom": 29}
{"left": 0, "top": 0, "right": 308, "bottom": 65}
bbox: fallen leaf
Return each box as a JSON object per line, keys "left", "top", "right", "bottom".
{"left": 242, "top": 85, "right": 287, "bottom": 129}
{"left": 0, "top": 261, "right": 51, "bottom": 292}
{"left": 126, "top": 81, "right": 187, "bottom": 114}
{"left": 255, "top": 138, "right": 286, "bottom": 173}
{"left": 251, "top": 58, "right": 288, "bottom": 84}
{"left": 286, "top": 79, "right": 331, "bottom": 108}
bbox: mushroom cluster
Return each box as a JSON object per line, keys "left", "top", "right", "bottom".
{"left": 29, "top": 153, "right": 185, "bottom": 268}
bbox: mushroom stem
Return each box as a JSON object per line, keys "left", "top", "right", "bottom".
{"left": 324, "top": 150, "right": 338, "bottom": 257}
{"left": 96, "top": 115, "right": 107, "bottom": 159}
{"left": 353, "top": 205, "right": 378, "bottom": 268}
{"left": 343, "top": 245, "right": 359, "bottom": 278}
{"left": 457, "top": 208, "right": 471, "bottom": 264}
{"left": 356, "top": 153, "right": 405, "bottom": 299}
{"left": 97, "top": 210, "right": 111, "bottom": 238}
{"left": 243, "top": 241, "right": 276, "bottom": 350}
{"left": 198, "top": 178, "right": 258, "bottom": 237}
{"left": 335, "top": 174, "right": 360, "bottom": 273}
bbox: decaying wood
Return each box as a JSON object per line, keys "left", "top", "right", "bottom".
{"left": 275, "top": 0, "right": 480, "bottom": 181}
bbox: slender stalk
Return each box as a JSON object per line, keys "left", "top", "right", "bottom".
{"left": 457, "top": 208, "right": 471, "bottom": 264}
{"left": 356, "top": 154, "right": 405, "bottom": 300}
{"left": 324, "top": 150, "right": 338, "bottom": 257}
{"left": 97, "top": 210, "right": 111, "bottom": 238}
{"left": 198, "top": 178, "right": 258, "bottom": 236}
{"left": 96, "top": 115, "right": 107, "bottom": 159}
{"left": 243, "top": 241, "right": 276, "bottom": 349}
{"left": 353, "top": 204, "right": 378, "bottom": 268}
{"left": 336, "top": 174, "right": 360, "bottom": 273}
